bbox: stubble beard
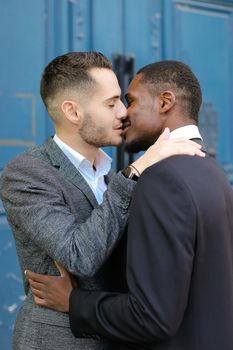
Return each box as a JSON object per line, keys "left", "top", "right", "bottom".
{"left": 79, "top": 112, "right": 122, "bottom": 148}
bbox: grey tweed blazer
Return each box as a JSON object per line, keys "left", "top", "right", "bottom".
{"left": 0, "top": 137, "right": 135, "bottom": 350}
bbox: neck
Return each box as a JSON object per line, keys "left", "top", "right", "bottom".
{"left": 55, "top": 131, "right": 99, "bottom": 165}
{"left": 166, "top": 118, "right": 197, "bottom": 132}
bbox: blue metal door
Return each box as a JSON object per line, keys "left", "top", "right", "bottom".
{"left": 163, "top": 0, "right": 233, "bottom": 180}
{"left": 0, "top": 1, "right": 49, "bottom": 348}
{"left": 1, "top": 0, "right": 233, "bottom": 348}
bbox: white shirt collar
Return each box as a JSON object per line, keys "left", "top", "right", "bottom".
{"left": 53, "top": 134, "right": 112, "bottom": 177}
{"left": 169, "top": 125, "right": 202, "bottom": 140}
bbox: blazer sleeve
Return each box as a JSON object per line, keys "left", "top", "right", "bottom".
{"left": 0, "top": 155, "right": 135, "bottom": 277}
{"left": 69, "top": 161, "right": 197, "bottom": 343}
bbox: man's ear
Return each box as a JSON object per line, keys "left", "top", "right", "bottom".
{"left": 159, "top": 91, "right": 175, "bottom": 113}
{"left": 61, "top": 100, "right": 81, "bottom": 125}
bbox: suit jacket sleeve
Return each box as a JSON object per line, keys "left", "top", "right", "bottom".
{"left": 69, "top": 161, "right": 196, "bottom": 343}
{"left": 0, "top": 155, "right": 135, "bottom": 277}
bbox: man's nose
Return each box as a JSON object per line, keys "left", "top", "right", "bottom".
{"left": 118, "top": 101, "right": 127, "bottom": 120}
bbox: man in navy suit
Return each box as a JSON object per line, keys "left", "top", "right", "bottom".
{"left": 26, "top": 60, "right": 233, "bottom": 350}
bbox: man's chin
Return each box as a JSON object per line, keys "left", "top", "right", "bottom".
{"left": 124, "top": 135, "right": 159, "bottom": 153}
{"left": 124, "top": 141, "right": 148, "bottom": 154}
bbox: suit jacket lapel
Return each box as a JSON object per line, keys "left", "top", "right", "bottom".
{"left": 44, "top": 137, "right": 99, "bottom": 208}
{"left": 190, "top": 138, "right": 207, "bottom": 153}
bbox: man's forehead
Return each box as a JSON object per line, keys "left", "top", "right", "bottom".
{"left": 88, "top": 68, "right": 121, "bottom": 96}
{"left": 126, "top": 74, "right": 146, "bottom": 95}
{"left": 89, "top": 67, "right": 117, "bottom": 82}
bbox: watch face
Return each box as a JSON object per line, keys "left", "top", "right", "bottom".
{"left": 122, "top": 166, "right": 139, "bottom": 181}
{"left": 124, "top": 166, "right": 133, "bottom": 177}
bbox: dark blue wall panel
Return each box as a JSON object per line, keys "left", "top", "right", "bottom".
{"left": 164, "top": 0, "right": 233, "bottom": 177}
{"left": 0, "top": 1, "right": 48, "bottom": 348}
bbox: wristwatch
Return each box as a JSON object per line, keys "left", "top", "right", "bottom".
{"left": 121, "top": 166, "right": 139, "bottom": 181}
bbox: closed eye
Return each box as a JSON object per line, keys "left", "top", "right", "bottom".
{"left": 126, "top": 99, "right": 133, "bottom": 107}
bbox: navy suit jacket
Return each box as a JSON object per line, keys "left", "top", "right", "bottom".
{"left": 69, "top": 153, "right": 233, "bottom": 350}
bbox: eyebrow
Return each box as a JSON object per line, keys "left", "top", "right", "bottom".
{"left": 125, "top": 93, "right": 132, "bottom": 101}
{"left": 105, "top": 95, "right": 121, "bottom": 102}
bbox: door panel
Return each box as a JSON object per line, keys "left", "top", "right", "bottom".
{"left": 0, "top": 1, "right": 47, "bottom": 347}
{"left": 92, "top": 0, "right": 124, "bottom": 57}
{"left": 0, "top": 0, "right": 47, "bottom": 165}
{"left": 164, "top": 0, "right": 233, "bottom": 176}
{"left": 124, "top": 0, "right": 164, "bottom": 70}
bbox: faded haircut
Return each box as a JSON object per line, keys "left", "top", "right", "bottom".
{"left": 137, "top": 60, "right": 202, "bottom": 122}
{"left": 40, "top": 51, "right": 112, "bottom": 120}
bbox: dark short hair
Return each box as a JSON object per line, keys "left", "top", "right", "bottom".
{"left": 137, "top": 60, "right": 202, "bottom": 122}
{"left": 40, "top": 51, "right": 112, "bottom": 113}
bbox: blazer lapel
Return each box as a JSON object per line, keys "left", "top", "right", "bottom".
{"left": 104, "top": 169, "right": 115, "bottom": 185}
{"left": 44, "top": 137, "right": 99, "bottom": 208}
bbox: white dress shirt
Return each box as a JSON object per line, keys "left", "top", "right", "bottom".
{"left": 169, "top": 125, "right": 202, "bottom": 140}
{"left": 53, "top": 135, "right": 112, "bottom": 204}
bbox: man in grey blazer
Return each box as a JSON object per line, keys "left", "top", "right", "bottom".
{"left": 0, "top": 52, "right": 204, "bottom": 350}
